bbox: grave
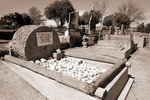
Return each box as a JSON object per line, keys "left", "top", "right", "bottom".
{"left": 96, "top": 13, "right": 138, "bottom": 58}
{"left": 97, "top": 35, "right": 133, "bottom": 59}
{"left": 3, "top": 25, "right": 133, "bottom": 100}
{"left": 58, "top": 11, "right": 82, "bottom": 48}
{"left": 68, "top": 11, "right": 82, "bottom": 46}
{"left": 81, "top": 8, "right": 98, "bottom": 47}
{"left": 4, "top": 54, "right": 131, "bottom": 100}
{"left": 96, "top": 26, "right": 138, "bottom": 59}
{"left": 133, "top": 35, "right": 147, "bottom": 48}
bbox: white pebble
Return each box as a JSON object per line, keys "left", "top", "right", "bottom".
{"left": 100, "top": 68, "right": 107, "bottom": 73}
{"left": 36, "top": 57, "right": 108, "bottom": 84}
{"left": 40, "top": 58, "right": 46, "bottom": 63}
{"left": 35, "top": 60, "right": 40, "bottom": 65}
{"left": 87, "top": 80, "right": 93, "bottom": 84}
{"left": 29, "top": 61, "right": 34, "bottom": 63}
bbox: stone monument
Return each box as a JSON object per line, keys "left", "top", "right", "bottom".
{"left": 69, "top": 11, "right": 79, "bottom": 29}
{"left": 111, "top": 11, "right": 117, "bottom": 35}
{"left": 88, "top": 7, "right": 96, "bottom": 34}
{"left": 89, "top": 16, "right": 96, "bottom": 32}
{"left": 67, "top": 11, "right": 82, "bottom": 46}
{"left": 9, "top": 25, "right": 60, "bottom": 61}
{"left": 120, "top": 24, "right": 125, "bottom": 35}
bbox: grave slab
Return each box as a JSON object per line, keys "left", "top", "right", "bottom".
{"left": 133, "top": 36, "right": 147, "bottom": 48}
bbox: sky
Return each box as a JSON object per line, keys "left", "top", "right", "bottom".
{"left": 0, "top": 0, "right": 150, "bottom": 25}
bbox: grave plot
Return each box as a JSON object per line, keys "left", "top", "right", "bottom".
{"left": 132, "top": 32, "right": 148, "bottom": 47}
{"left": 34, "top": 57, "right": 113, "bottom": 84}
{"left": 3, "top": 25, "right": 133, "bottom": 100}
{"left": 4, "top": 54, "right": 130, "bottom": 100}
{"left": 58, "top": 11, "right": 82, "bottom": 49}
{"left": 133, "top": 35, "right": 147, "bottom": 48}
{"left": 96, "top": 35, "right": 137, "bottom": 59}
{"left": 4, "top": 54, "right": 129, "bottom": 99}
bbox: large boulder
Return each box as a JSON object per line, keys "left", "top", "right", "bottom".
{"left": 9, "top": 25, "right": 60, "bottom": 61}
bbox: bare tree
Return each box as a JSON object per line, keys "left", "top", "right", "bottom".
{"left": 92, "top": 0, "right": 108, "bottom": 24}
{"left": 118, "top": 0, "right": 145, "bottom": 23}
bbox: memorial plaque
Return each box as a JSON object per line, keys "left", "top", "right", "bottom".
{"left": 36, "top": 32, "right": 53, "bottom": 46}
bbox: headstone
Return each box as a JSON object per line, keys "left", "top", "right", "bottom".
{"left": 89, "top": 16, "right": 96, "bottom": 34}
{"left": 69, "top": 11, "right": 79, "bottom": 29}
{"left": 129, "top": 29, "right": 133, "bottom": 42}
{"left": 9, "top": 25, "right": 60, "bottom": 61}
{"left": 65, "top": 29, "right": 69, "bottom": 36}
{"left": 107, "top": 26, "right": 111, "bottom": 40}
{"left": 114, "top": 26, "right": 118, "bottom": 35}
{"left": 120, "top": 24, "right": 125, "bottom": 35}
{"left": 89, "top": 16, "right": 96, "bottom": 30}
{"left": 111, "top": 26, "right": 115, "bottom": 35}
{"left": 112, "top": 12, "right": 117, "bottom": 28}
{"left": 111, "top": 12, "right": 117, "bottom": 35}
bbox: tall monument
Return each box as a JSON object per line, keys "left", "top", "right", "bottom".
{"left": 88, "top": 6, "right": 96, "bottom": 34}
{"left": 111, "top": 11, "right": 117, "bottom": 35}
{"left": 69, "top": 11, "right": 79, "bottom": 29}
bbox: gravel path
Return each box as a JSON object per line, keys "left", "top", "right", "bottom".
{"left": 0, "top": 61, "right": 48, "bottom": 100}
{"left": 126, "top": 35, "right": 150, "bottom": 100}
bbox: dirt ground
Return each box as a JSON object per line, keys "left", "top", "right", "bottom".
{"left": 0, "top": 61, "right": 48, "bottom": 100}
{"left": 0, "top": 35, "right": 150, "bottom": 100}
{"left": 126, "top": 36, "right": 150, "bottom": 100}
{"left": 0, "top": 41, "right": 48, "bottom": 100}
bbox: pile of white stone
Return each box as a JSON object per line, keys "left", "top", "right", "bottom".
{"left": 29, "top": 57, "right": 108, "bottom": 84}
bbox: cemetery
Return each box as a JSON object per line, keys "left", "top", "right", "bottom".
{"left": 0, "top": 10, "right": 136, "bottom": 99}
{"left": 0, "top": 24, "right": 148, "bottom": 99}
{"left": 1, "top": 24, "right": 132, "bottom": 100}
{"left": 0, "top": 9, "right": 149, "bottom": 99}
{"left": 1, "top": 8, "right": 149, "bottom": 100}
{"left": 0, "top": 1, "right": 150, "bottom": 100}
